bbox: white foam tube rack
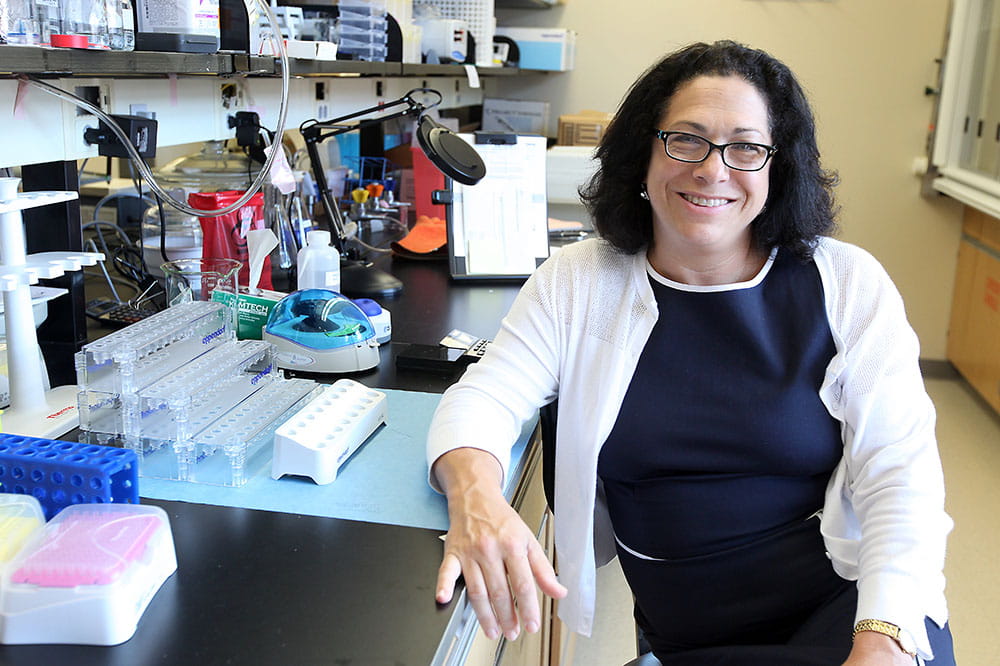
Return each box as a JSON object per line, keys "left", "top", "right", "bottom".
{"left": 271, "top": 379, "right": 387, "bottom": 485}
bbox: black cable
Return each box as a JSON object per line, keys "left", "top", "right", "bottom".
{"left": 155, "top": 193, "right": 169, "bottom": 265}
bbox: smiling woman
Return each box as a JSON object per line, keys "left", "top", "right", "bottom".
{"left": 581, "top": 41, "right": 839, "bottom": 266}
{"left": 426, "top": 40, "right": 955, "bottom": 666}
{"left": 643, "top": 75, "right": 774, "bottom": 285}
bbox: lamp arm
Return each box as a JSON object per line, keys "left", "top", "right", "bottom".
{"left": 299, "top": 88, "right": 451, "bottom": 251}
{"left": 303, "top": 135, "right": 348, "bottom": 252}
{"left": 304, "top": 107, "right": 423, "bottom": 146}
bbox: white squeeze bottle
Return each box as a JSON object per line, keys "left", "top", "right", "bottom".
{"left": 296, "top": 229, "right": 341, "bottom": 292}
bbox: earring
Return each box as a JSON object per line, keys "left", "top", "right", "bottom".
{"left": 640, "top": 184, "right": 649, "bottom": 200}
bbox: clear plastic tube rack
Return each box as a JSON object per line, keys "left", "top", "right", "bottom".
{"left": 135, "top": 339, "right": 277, "bottom": 457}
{"left": 140, "top": 377, "right": 322, "bottom": 486}
{"left": 76, "top": 301, "right": 233, "bottom": 440}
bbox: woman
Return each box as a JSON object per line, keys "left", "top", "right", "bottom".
{"left": 427, "top": 41, "right": 954, "bottom": 665}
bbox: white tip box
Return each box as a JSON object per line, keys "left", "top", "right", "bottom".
{"left": 271, "top": 379, "right": 387, "bottom": 485}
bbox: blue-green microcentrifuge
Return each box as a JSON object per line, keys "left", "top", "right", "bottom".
{"left": 263, "top": 289, "right": 380, "bottom": 373}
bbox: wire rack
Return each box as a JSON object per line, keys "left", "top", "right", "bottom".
{"left": 413, "top": 0, "right": 496, "bottom": 67}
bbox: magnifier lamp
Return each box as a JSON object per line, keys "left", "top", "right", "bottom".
{"left": 300, "top": 88, "right": 486, "bottom": 298}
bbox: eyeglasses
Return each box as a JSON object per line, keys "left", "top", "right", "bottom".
{"left": 654, "top": 130, "right": 777, "bottom": 172}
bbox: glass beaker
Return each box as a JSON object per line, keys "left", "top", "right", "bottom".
{"left": 161, "top": 258, "right": 241, "bottom": 306}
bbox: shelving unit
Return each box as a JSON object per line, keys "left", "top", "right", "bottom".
{"left": 0, "top": 45, "right": 528, "bottom": 78}
{"left": 0, "top": 39, "right": 553, "bottom": 406}
{"left": 496, "top": 0, "right": 563, "bottom": 7}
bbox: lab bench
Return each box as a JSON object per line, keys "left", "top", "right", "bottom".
{"left": 0, "top": 256, "right": 555, "bottom": 666}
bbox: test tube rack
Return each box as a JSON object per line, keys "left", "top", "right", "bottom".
{"left": 271, "top": 379, "right": 387, "bottom": 485}
{"left": 0, "top": 177, "right": 104, "bottom": 438}
{"left": 135, "top": 339, "right": 277, "bottom": 453}
{"left": 141, "top": 377, "right": 323, "bottom": 486}
{"left": 76, "top": 300, "right": 234, "bottom": 440}
{"left": 78, "top": 315, "right": 323, "bottom": 487}
{"left": 0, "top": 434, "right": 139, "bottom": 520}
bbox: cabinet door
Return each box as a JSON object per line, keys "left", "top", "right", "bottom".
{"left": 948, "top": 237, "right": 1000, "bottom": 412}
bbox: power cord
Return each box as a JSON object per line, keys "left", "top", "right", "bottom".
{"left": 22, "top": 0, "right": 291, "bottom": 219}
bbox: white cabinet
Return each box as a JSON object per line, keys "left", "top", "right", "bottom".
{"left": 933, "top": 0, "right": 1000, "bottom": 217}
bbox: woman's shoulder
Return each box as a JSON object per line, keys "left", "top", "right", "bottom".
{"left": 811, "top": 236, "right": 907, "bottom": 327}
{"left": 539, "top": 237, "right": 636, "bottom": 277}
{"left": 553, "top": 236, "right": 632, "bottom": 261}
{"left": 812, "top": 236, "right": 891, "bottom": 281}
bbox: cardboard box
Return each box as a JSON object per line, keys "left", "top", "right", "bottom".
{"left": 212, "top": 288, "right": 287, "bottom": 341}
{"left": 947, "top": 208, "right": 1000, "bottom": 414}
{"left": 546, "top": 145, "right": 598, "bottom": 204}
{"left": 482, "top": 98, "right": 551, "bottom": 135}
{"left": 494, "top": 27, "right": 576, "bottom": 71}
{"left": 557, "top": 110, "right": 613, "bottom": 147}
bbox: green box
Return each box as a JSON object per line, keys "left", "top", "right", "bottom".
{"left": 212, "top": 288, "right": 287, "bottom": 340}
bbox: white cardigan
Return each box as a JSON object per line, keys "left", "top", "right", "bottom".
{"left": 427, "top": 237, "right": 951, "bottom": 658}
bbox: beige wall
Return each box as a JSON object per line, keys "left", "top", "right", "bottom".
{"left": 491, "top": 0, "right": 964, "bottom": 359}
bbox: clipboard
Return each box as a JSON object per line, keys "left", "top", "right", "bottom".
{"left": 445, "top": 132, "right": 550, "bottom": 280}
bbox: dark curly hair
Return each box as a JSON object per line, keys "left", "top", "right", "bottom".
{"left": 579, "top": 40, "right": 838, "bottom": 260}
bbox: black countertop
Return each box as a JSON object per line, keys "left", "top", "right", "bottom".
{"left": 0, "top": 255, "right": 525, "bottom": 666}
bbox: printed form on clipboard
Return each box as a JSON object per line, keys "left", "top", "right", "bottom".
{"left": 446, "top": 133, "right": 550, "bottom": 279}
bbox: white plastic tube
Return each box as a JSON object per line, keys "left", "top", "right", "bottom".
{"left": 26, "top": 0, "right": 290, "bottom": 218}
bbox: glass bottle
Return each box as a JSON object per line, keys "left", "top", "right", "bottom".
{"left": 55, "top": 0, "right": 108, "bottom": 49}
{"left": 34, "top": 0, "right": 60, "bottom": 46}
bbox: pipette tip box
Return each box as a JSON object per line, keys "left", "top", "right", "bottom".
{"left": 0, "top": 503, "right": 176, "bottom": 646}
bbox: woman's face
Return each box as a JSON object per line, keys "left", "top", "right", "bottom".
{"left": 645, "top": 74, "right": 772, "bottom": 262}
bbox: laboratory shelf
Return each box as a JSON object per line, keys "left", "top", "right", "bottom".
{"left": 496, "top": 0, "right": 562, "bottom": 7}
{"left": 0, "top": 47, "right": 235, "bottom": 76}
{"left": 0, "top": 45, "right": 533, "bottom": 79}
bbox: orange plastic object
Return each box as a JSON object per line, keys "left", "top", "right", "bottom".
{"left": 391, "top": 216, "right": 448, "bottom": 258}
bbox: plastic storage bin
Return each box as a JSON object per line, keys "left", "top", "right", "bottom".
{"left": 413, "top": 0, "right": 495, "bottom": 67}
{"left": 0, "top": 495, "right": 44, "bottom": 565}
{"left": 336, "top": 0, "right": 388, "bottom": 61}
{"left": 0, "top": 504, "right": 177, "bottom": 646}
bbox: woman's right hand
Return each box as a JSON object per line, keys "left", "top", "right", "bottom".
{"left": 432, "top": 447, "right": 568, "bottom": 641}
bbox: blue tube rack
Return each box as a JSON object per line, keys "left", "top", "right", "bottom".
{"left": 0, "top": 434, "right": 139, "bottom": 520}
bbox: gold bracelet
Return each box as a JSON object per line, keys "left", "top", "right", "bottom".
{"left": 853, "top": 619, "right": 917, "bottom": 657}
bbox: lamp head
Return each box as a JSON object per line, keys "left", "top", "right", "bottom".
{"left": 415, "top": 114, "right": 487, "bottom": 186}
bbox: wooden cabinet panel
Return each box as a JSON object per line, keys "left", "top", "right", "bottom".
{"left": 948, "top": 209, "right": 1000, "bottom": 414}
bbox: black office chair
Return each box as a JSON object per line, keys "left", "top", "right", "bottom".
{"left": 539, "top": 402, "right": 662, "bottom": 666}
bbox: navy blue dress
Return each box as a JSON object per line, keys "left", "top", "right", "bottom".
{"left": 597, "top": 250, "right": 954, "bottom": 664}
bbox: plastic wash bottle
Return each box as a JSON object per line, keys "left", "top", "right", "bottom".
{"left": 296, "top": 229, "right": 341, "bottom": 292}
